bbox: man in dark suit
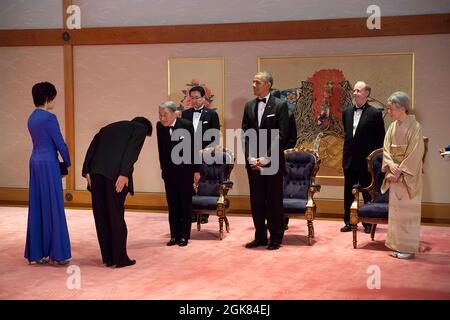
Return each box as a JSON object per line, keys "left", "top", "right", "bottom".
{"left": 82, "top": 117, "right": 152, "bottom": 268}
{"left": 182, "top": 85, "right": 221, "bottom": 224}
{"left": 242, "top": 71, "right": 289, "bottom": 250}
{"left": 157, "top": 101, "right": 201, "bottom": 247}
{"left": 341, "top": 81, "right": 385, "bottom": 233}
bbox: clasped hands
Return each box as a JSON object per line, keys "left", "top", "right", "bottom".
{"left": 387, "top": 163, "right": 402, "bottom": 183}
{"left": 248, "top": 157, "right": 269, "bottom": 171}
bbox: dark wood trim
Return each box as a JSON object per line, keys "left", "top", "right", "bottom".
{"left": 63, "top": 45, "right": 75, "bottom": 189}
{"left": 62, "top": 0, "right": 75, "bottom": 189}
{"left": 1, "top": 188, "right": 449, "bottom": 224}
{"left": 1, "top": 14, "right": 449, "bottom": 47}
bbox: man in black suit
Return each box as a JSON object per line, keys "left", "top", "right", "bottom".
{"left": 82, "top": 117, "right": 152, "bottom": 268}
{"left": 157, "top": 101, "right": 201, "bottom": 247}
{"left": 341, "top": 81, "right": 385, "bottom": 233}
{"left": 242, "top": 71, "right": 289, "bottom": 250}
{"left": 182, "top": 85, "right": 221, "bottom": 224}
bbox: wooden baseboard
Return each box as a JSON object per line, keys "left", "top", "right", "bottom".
{"left": 1, "top": 188, "right": 449, "bottom": 224}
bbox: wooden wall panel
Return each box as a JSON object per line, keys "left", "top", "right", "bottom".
{"left": 1, "top": 14, "right": 449, "bottom": 47}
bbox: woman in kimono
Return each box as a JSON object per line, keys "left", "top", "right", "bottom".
{"left": 25, "top": 82, "right": 71, "bottom": 265}
{"left": 381, "top": 91, "right": 424, "bottom": 260}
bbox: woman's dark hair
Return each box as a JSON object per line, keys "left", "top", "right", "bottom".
{"left": 132, "top": 117, "right": 153, "bottom": 136}
{"left": 189, "top": 85, "right": 205, "bottom": 97}
{"left": 32, "top": 82, "right": 57, "bottom": 107}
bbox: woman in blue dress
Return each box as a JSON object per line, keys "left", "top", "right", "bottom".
{"left": 25, "top": 82, "right": 71, "bottom": 265}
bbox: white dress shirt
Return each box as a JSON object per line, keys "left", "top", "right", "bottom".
{"left": 257, "top": 93, "right": 271, "bottom": 127}
{"left": 353, "top": 104, "right": 365, "bottom": 137}
{"left": 169, "top": 118, "right": 177, "bottom": 135}
{"left": 192, "top": 106, "right": 204, "bottom": 132}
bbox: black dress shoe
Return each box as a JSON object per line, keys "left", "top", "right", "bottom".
{"left": 178, "top": 238, "right": 188, "bottom": 246}
{"left": 106, "top": 262, "right": 114, "bottom": 267}
{"left": 340, "top": 225, "right": 352, "bottom": 232}
{"left": 245, "top": 239, "right": 268, "bottom": 248}
{"left": 115, "top": 259, "right": 136, "bottom": 268}
{"left": 267, "top": 242, "right": 281, "bottom": 250}
{"left": 166, "top": 238, "right": 177, "bottom": 246}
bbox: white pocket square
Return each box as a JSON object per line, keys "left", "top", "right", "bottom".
{"left": 266, "top": 114, "right": 275, "bottom": 118}
{"left": 203, "top": 121, "right": 208, "bottom": 124}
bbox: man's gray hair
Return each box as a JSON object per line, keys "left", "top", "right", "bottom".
{"left": 159, "top": 100, "right": 177, "bottom": 112}
{"left": 256, "top": 71, "right": 273, "bottom": 88}
{"left": 388, "top": 91, "right": 410, "bottom": 114}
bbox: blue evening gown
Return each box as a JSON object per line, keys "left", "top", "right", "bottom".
{"left": 25, "top": 109, "right": 71, "bottom": 262}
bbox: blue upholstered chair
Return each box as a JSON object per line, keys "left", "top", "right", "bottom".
{"left": 350, "top": 148, "right": 388, "bottom": 248}
{"left": 350, "top": 137, "right": 428, "bottom": 249}
{"left": 192, "top": 147, "right": 234, "bottom": 240}
{"left": 283, "top": 148, "right": 321, "bottom": 245}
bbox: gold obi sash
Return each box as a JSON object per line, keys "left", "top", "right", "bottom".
{"left": 391, "top": 144, "right": 407, "bottom": 164}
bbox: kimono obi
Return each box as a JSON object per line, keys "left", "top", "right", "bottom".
{"left": 390, "top": 144, "right": 407, "bottom": 164}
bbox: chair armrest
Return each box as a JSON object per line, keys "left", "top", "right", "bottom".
{"left": 193, "top": 181, "right": 199, "bottom": 194}
{"left": 221, "top": 180, "right": 234, "bottom": 196}
{"left": 310, "top": 183, "right": 321, "bottom": 193}
{"left": 349, "top": 184, "right": 363, "bottom": 225}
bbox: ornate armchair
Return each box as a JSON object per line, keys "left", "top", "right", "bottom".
{"left": 350, "top": 137, "right": 428, "bottom": 248}
{"left": 350, "top": 148, "right": 387, "bottom": 248}
{"left": 283, "top": 147, "right": 321, "bottom": 245}
{"left": 192, "top": 147, "right": 234, "bottom": 240}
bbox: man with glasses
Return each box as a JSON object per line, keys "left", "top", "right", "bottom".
{"left": 182, "top": 85, "right": 221, "bottom": 224}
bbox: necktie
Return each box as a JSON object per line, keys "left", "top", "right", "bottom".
{"left": 353, "top": 105, "right": 364, "bottom": 111}
{"left": 256, "top": 97, "right": 266, "bottom": 104}
{"left": 193, "top": 108, "right": 203, "bottom": 113}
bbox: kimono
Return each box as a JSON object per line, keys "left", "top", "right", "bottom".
{"left": 381, "top": 115, "right": 424, "bottom": 253}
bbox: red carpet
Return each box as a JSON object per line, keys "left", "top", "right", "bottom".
{"left": 0, "top": 206, "right": 449, "bottom": 300}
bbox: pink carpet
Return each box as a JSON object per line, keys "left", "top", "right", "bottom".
{"left": 0, "top": 206, "right": 449, "bottom": 300}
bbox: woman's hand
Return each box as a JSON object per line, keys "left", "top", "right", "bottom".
{"left": 389, "top": 163, "right": 401, "bottom": 178}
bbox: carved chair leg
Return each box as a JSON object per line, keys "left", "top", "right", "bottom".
{"left": 224, "top": 216, "right": 230, "bottom": 233}
{"left": 219, "top": 216, "right": 224, "bottom": 240}
{"left": 351, "top": 224, "right": 358, "bottom": 249}
{"left": 197, "top": 214, "right": 201, "bottom": 231}
{"left": 311, "top": 223, "right": 315, "bottom": 238}
{"left": 370, "top": 224, "right": 377, "bottom": 241}
{"left": 307, "top": 220, "right": 313, "bottom": 246}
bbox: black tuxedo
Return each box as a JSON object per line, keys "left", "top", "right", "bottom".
{"left": 342, "top": 102, "right": 385, "bottom": 224}
{"left": 182, "top": 106, "right": 220, "bottom": 149}
{"left": 241, "top": 94, "right": 289, "bottom": 244}
{"left": 157, "top": 118, "right": 200, "bottom": 241}
{"left": 82, "top": 120, "right": 148, "bottom": 266}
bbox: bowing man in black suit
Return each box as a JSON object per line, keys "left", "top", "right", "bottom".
{"left": 182, "top": 86, "right": 221, "bottom": 224}
{"left": 242, "top": 71, "right": 289, "bottom": 250}
{"left": 82, "top": 117, "right": 152, "bottom": 268}
{"left": 157, "top": 101, "right": 201, "bottom": 247}
{"left": 341, "top": 81, "right": 385, "bottom": 233}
